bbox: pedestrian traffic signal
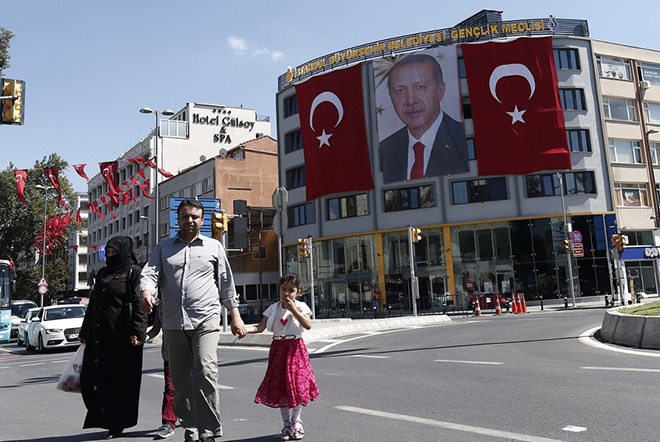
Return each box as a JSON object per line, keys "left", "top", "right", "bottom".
{"left": 563, "top": 238, "right": 570, "bottom": 252}
{"left": 212, "top": 212, "right": 228, "bottom": 240}
{"left": 298, "top": 238, "right": 310, "bottom": 258}
{"left": 1, "top": 79, "right": 25, "bottom": 125}
{"left": 611, "top": 234, "right": 624, "bottom": 252}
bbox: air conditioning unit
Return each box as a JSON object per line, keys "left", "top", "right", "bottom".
{"left": 640, "top": 80, "right": 651, "bottom": 90}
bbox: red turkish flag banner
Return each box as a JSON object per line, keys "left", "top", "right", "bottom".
{"left": 72, "top": 164, "right": 90, "bottom": 181}
{"left": 44, "top": 166, "right": 67, "bottom": 207}
{"left": 295, "top": 64, "right": 374, "bottom": 200}
{"left": 99, "top": 161, "right": 120, "bottom": 194}
{"left": 461, "top": 37, "right": 571, "bottom": 175}
{"left": 13, "top": 170, "right": 28, "bottom": 204}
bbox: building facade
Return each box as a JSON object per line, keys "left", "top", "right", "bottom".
{"left": 66, "top": 192, "right": 90, "bottom": 298}
{"left": 86, "top": 102, "right": 271, "bottom": 273}
{"left": 275, "top": 10, "right": 660, "bottom": 317}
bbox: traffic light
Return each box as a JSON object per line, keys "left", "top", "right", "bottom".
{"left": 1, "top": 79, "right": 25, "bottom": 125}
{"left": 298, "top": 238, "right": 310, "bottom": 258}
{"left": 612, "top": 234, "right": 624, "bottom": 252}
{"left": 563, "top": 238, "right": 570, "bottom": 252}
{"left": 411, "top": 227, "right": 422, "bottom": 243}
{"left": 211, "top": 212, "right": 228, "bottom": 240}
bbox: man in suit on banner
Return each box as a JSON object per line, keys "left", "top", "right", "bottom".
{"left": 380, "top": 53, "right": 469, "bottom": 184}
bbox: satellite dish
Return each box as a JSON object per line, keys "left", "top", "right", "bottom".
{"left": 200, "top": 155, "right": 207, "bottom": 162}
{"left": 219, "top": 148, "right": 228, "bottom": 158}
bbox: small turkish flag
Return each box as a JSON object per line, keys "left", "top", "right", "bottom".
{"left": 99, "top": 161, "right": 120, "bottom": 194}
{"left": 295, "top": 64, "right": 374, "bottom": 200}
{"left": 44, "top": 166, "right": 67, "bottom": 207}
{"left": 72, "top": 164, "right": 90, "bottom": 181}
{"left": 13, "top": 170, "right": 28, "bottom": 204}
{"left": 461, "top": 37, "right": 571, "bottom": 175}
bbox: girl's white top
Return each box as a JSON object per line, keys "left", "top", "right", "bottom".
{"left": 264, "top": 300, "right": 312, "bottom": 338}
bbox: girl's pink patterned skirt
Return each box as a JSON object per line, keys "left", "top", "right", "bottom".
{"left": 254, "top": 338, "right": 320, "bottom": 408}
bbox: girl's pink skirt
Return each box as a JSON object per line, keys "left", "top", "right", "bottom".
{"left": 254, "top": 338, "right": 320, "bottom": 408}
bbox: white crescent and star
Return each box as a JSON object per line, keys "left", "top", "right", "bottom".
{"left": 309, "top": 91, "right": 344, "bottom": 148}
{"left": 489, "top": 63, "right": 536, "bottom": 125}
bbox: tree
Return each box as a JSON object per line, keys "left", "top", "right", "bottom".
{"left": 0, "top": 154, "right": 77, "bottom": 302}
{"left": 0, "top": 27, "right": 14, "bottom": 77}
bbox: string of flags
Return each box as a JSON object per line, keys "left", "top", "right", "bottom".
{"left": 13, "top": 156, "right": 175, "bottom": 256}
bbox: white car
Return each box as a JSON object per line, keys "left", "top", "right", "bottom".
{"left": 26, "top": 305, "right": 87, "bottom": 352}
{"left": 17, "top": 307, "right": 40, "bottom": 346}
{"left": 10, "top": 300, "right": 38, "bottom": 340}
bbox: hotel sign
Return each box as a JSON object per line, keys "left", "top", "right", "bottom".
{"left": 620, "top": 246, "right": 660, "bottom": 260}
{"left": 279, "top": 16, "right": 589, "bottom": 90}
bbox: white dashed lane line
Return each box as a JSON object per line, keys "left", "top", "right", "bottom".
{"left": 434, "top": 359, "right": 504, "bottom": 365}
{"left": 581, "top": 366, "right": 660, "bottom": 373}
{"left": 145, "top": 373, "right": 234, "bottom": 389}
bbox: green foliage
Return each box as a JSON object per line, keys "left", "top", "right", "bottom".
{"left": 0, "top": 27, "right": 14, "bottom": 76}
{"left": 619, "top": 300, "right": 660, "bottom": 316}
{"left": 0, "top": 153, "right": 78, "bottom": 299}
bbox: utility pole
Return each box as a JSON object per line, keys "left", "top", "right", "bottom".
{"left": 407, "top": 225, "right": 420, "bottom": 316}
{"left": 557, "top": 173, "right": 576, "bottom": 307}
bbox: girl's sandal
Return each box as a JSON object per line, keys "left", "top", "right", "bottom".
{"left": 281, "top": 424, "right": 292, "bottom": 441}
{"left": 291, "top": 420, "right": 305, "bottom": 440}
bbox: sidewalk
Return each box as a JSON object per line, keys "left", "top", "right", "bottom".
{"left": 216, "top": 314, "right": 452, "bottom": 347}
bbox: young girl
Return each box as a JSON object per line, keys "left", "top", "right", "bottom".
{"left": 245, "top": 273, "right": 320, "bottom": 440}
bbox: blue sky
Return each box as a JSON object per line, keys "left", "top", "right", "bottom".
{"left": 1, "top": 1, "right": 658, "bottom": 191}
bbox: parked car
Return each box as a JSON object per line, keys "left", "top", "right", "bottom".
{"left": 26, "top": 305, "right": 87, "bottom": 352}
{"left": 10, "top": 300, "right": 38, "bottom": 340}
{"left": 16, "top": 307, "right": 40, "bottom": 346}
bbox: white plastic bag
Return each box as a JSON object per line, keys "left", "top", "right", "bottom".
{"left": 56, "top": 343, "right": 85, "bottom": 393}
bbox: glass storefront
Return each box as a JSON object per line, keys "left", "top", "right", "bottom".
{"left": 284, "top": 215, "right": 619, "bottom": 316}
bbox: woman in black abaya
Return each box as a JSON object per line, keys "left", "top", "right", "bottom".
{"left": 79, "top": 236, "right": 147, "bottom": 439}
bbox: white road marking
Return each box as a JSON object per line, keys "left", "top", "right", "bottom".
{"left": 579, "top": 326, "right": 660, "bottom": 358}
{"left": 217, "top": 345, "right": 270, "bottom": 352}
{"left": 435, "top": 359, "right": 504, "bottom": 365}
{"left": 313, "top": 339, "right": 341, "bottom": 343}
{"left": 562, "top": 425, "right": 587, "bottom": 433}
{"left": 581, "top": 366, "right": 660, "bottom": 373}
{"left": 145, "top": 373, "right": 234, "bottom": 389}
{"left": 51, "top": 360, "right": 69, "bottom": 364}
{"left": 350, "top": 354, "right": 391, "bottom": 359}
{"left": 337, "top": 406, "right": 569, "bottom": 442}
{"left": 19, "top": 362, "right": 44, "bottom": 367}
{"left": 0, "top": 366, "right": 9, "bottom": 369}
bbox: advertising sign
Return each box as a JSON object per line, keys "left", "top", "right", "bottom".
{"left": 572, "top": 243, "right": 585, "bottom": 258}
{"left": 169, "top": 197, "right": 221, "bottom": 238}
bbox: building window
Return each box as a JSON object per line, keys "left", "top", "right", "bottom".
{"left": 603, "top": 97, "right": 637, "bottom": 122}
{"left": 466, "top": 138, "right": 477, "bottom": 160}
{"left": 639, "top": 63, "right": 660, "bottom": 86}
{"left": 563, "top": 171, "right": 597, "bottom": 195}
{"left": 526, "top": 174, "right": 560, "bottom": 198}
{"left": 283, "top": 95, "right": 299, "bottom": 118}
{"left": 452, "top": 178, "right": 507, "bottom": 204}
{"left": 651, "top": 142, "right": 660, "bottom": 165}
{"left": 384, "top": 185, "right": 435, "bottom": 212}
{"left": 614, "top": 182, "right": 649, "bottom": 207}
{"left": 458, "top": 58, "right": 466, "bottom": 78}
{"left": 553, "top": 48, "right": 580, "bottom": 70}
{"left": 128, "top": 213, "right": 132, "bottom": 226}
{"left": 609, "top": 138, "right": 642, "bottom": 164}
{"left": 285, "top": 166, "right": 305, "bottom": 189}
{"left": 160, "top": 120, "right": 187, "bottom": 138}
{"left": 109, "top": 223, "right": 113, "bottom": 234}
{"left": 327, "top": 193, "right": 368, "bottom": 220}
{"left": 285, "top": 130, "right": 303, "bottom": 154}
{"left": 462, "top": 99, "right": 472, "bottom": 119}
{"left": 566, "top": 129, "right": 591, "bottom": 152}
{"left": 160, "top": 195, "right": 169, "bottom": 210}
{"left": 192, "top": 181, "right": 203, "bottom": 197}
{"left": 160, "top": 221, "right": 169, "bottom": 237}
{"left": 596, "top": 55, "right": 632, "bottom": 80}
{"left": 643, "top": 102, "right": 660, "bottom": 125}
{"left": 559, "top": 88, "right": 587, "bottom": 111}
{"left": 203, "top": 176, "right": 214, "bottom": 193}
{"left": 121, "top": 217, "right": 126, "bottom": 229}
{"left": 288, "top": 202, "right": 315, "bottom": 227}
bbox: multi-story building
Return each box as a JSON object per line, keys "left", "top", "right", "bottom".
{"left": 66, "top": 192, "right": 90, "bottom": 298}
{"left": 275, "top": 9, "right": 660, "bottom": 317}
{"left": 592, "top": 40, "right": 660, "bottom": 298}
{"left": 86, "top": 102, "right": 271, "bottom": 274}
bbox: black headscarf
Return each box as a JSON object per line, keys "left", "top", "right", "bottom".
{"left": 105, "top": 236, "right": 137, "bottom": 274}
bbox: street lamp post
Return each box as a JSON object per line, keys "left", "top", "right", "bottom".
{"left": 35, "top": 184, "right": 52, "bottom": 307}
{"left": 140, "top": 107, "right": 174, "bottom": 252}
{"left": 557, "top": 172, "right": 576, "bottom": 307}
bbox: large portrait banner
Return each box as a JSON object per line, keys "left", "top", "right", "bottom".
{"left": 375, "top": 46, "right": 469, "bottom": 184}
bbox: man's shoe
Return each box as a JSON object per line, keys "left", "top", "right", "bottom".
{"left": 154, "top": 424, "right": 175, "bottom": 439}
{"left": 201, "top": 438, "right": 215, "bottom": 442}
{"left": 105, "top": 429, "right": 124, "bottom": 439}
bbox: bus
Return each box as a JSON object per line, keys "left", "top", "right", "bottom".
{"left": 0, "top": 259, "right": 12, "bottom": 342}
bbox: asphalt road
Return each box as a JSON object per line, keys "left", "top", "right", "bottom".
{"left": 1, "top": 308, "right": 659, "bottom": 442}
